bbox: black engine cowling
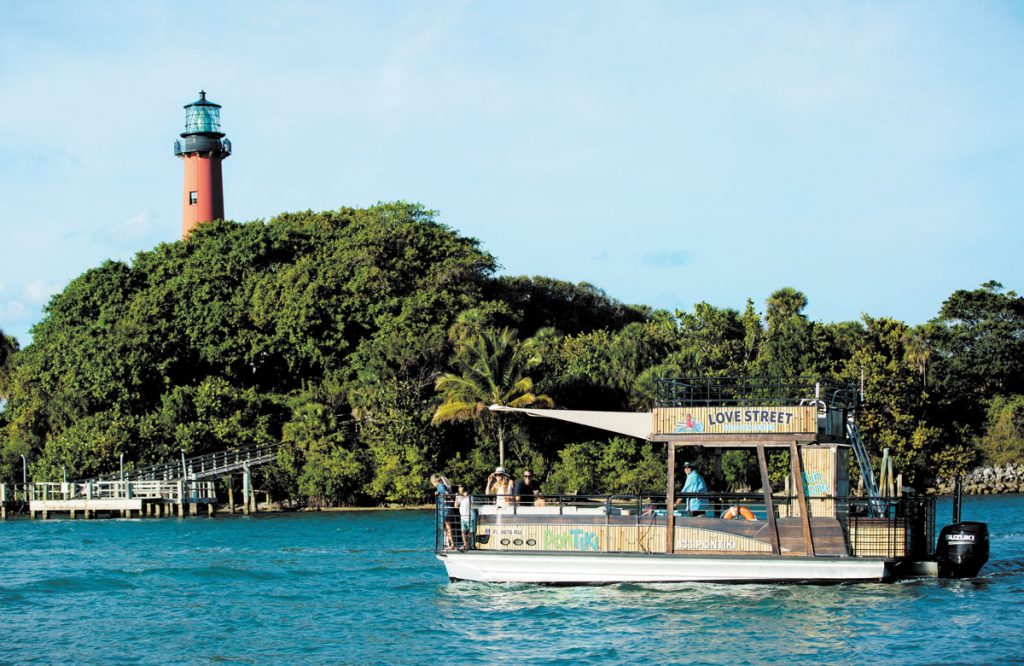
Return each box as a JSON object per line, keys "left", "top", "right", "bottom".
{"left": 936, "top": 521, "right": 989, "bottom": 579}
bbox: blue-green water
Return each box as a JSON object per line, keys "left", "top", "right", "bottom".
{"left": 3, "top": 496, "right": 1023, "bottom": 665}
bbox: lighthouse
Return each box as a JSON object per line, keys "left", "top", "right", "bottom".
{"left": 173, "top": 91, "right": 231, "bottom": 238}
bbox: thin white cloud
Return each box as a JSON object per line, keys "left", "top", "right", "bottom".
{"left": 113, "top": 211, "right": 154, "bottom": 240}
{"left": 25, "top": 279, "right": 62, "bottom": 305}
{"left": 0, "top": 299, "right": 26, "bottom": 321}
{"left": 642, "top": 250, "right": 690, "bottom": 268}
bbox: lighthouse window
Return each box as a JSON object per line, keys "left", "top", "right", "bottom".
{"left": 189, "top": 191, "right": 198, "bottom": 205}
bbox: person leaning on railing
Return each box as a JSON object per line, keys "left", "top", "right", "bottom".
{"left": 430, "top": 473, "right": 454, "bottom": 549}
{"left": 514, "top": 469, "right": 540, "bottom": 505}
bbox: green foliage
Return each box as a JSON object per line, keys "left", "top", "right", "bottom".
{"left": 0, "top": 328, "right": 18, "bottom": 401}
{"left": 492, "top": 276, "right": 644, "bottom": 336}
{"left": 931, "top": 282, "right": 1024, "bottom": 425}
{"left": 543, "top": 442, "right": 600, "bottom": 494}
{"left": 357, "top": 379, "right": 438, "bottom": 503}
{"left": 977, "top": 395, "right": 1024, "bottom": 467}
{"left": 279, "top": 400, "right": 364, "bottom": 507}
{"left": 840, "top": 316, "right": 933, "bottom": 484}
{"left": 543, "top": 437, "right": 663, "bottom": 495}
{"left": 2, "top": 203, "right": 496, "bottom": 490}
{"left": 432, "top": 320, "right": 555, "bottom": 465}
{"left": 720, "top": 449, "right": 760, "bottom": 491}
{"left": 754, "top": 287, "right": 817, "bottom": 376}
{"left": 2, "top": 203, "right": 1020, "bottom": 499}
{"left": 557, "top": 317, "right": 676, "bottom": 410}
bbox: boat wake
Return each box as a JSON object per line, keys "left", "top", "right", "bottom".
{"left": 981, "top": 557, "right": 1024, "bottom": 577}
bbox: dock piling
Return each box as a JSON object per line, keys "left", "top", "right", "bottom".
{"left": 242, "top": 467, "right": 251, "bottom": 516}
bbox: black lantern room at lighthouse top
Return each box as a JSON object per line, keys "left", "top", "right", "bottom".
{"left": 174, "top": 91, "right": 231, "bottom": 157}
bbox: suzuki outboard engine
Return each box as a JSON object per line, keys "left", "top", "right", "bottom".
{"left": 936, "top": 476, "right": 988, "bottom": 578}
{"left": 936, "top": 521, "right": 989, "bottom": 578}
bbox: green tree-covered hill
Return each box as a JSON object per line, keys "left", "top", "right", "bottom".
{"left": 1, "top": 204, "right": 1022, "bottom": 501}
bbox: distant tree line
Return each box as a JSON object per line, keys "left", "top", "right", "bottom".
{"left": 1, "top": 203, "right": 1021, "bottom": 503}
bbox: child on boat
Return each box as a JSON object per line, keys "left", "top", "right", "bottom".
{"left": 456, "top": 485, "right": 472, "bottom": 550}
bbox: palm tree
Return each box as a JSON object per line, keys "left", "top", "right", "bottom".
{"left": 903, "top": 324, "right": 933, "bottom": 387}
{"left": 432, "top": 325, "right": 555, "bottom": 466}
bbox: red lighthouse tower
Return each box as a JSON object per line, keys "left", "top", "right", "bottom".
{"left": 174, "top": 91, "right": 231, "bottom": 238}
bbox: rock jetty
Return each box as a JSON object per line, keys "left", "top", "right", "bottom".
{"left": 933, "top": 464, "right": 1024, "bottom": 494}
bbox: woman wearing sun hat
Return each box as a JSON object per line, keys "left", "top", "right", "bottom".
{"left": 486, "top": 466, "right": 515, "bottom": 508}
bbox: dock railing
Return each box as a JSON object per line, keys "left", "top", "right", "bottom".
{"left": 86, "top": 442, "right": 282, "bottom": 483}
{"left": 27, "top": 480, "right": 218, "bottom": 504}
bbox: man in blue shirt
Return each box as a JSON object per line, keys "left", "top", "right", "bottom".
{"left": 680, "top": 462, "right": 708, "bottom": 516}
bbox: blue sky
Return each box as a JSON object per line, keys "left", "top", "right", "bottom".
{"left": 1, "top": 1, "right": 1022, "bottom": 344}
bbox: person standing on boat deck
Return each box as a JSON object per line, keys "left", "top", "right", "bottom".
{"left": 514, "top": 469, "right": 540, "bottom": 505}
{"left": 486, "top": 467, "right": 515, "bottom": 508}
{"left": 679, "top": 462, "right": 708, "bottom": 516}
{"left": 456, "top": 485, "right": 473, "bottom": 550}
{"left": 431, "top": 474, "right": 454, "bottom": 548}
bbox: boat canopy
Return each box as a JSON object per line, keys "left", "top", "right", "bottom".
{"left": 488, "top": 406, "right": 653, "bottom": 441}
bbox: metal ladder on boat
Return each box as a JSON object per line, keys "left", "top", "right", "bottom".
{"left": 846, "top": 421, "right": 884, "bottom": 517}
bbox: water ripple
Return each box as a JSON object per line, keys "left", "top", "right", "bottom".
{"left": 0, "top": 497, "right": 1022, "bottom": 664}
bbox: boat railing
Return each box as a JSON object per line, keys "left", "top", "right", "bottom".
{"left": 435, "top": 492, "right": 935, "bottom": 559}
{"left": 655, "top": 376, "right": 858, "bottom": 409}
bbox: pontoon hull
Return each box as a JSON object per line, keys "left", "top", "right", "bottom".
{"left": 438, "top": 551, "right": 890, "bottom": 584}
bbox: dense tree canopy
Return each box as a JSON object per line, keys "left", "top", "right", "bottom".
{"left": 1, "top": 204, "right": 1019, "bottom": 501}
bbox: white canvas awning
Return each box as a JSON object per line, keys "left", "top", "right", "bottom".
{"left": 488, "top": 406, "right": 653, "bottom": 441}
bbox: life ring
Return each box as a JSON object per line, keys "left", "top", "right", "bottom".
{"left": 722, "top": 506, "right": 756, "bottom": 520}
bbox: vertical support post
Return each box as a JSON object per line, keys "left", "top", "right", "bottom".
{"left": 756, "top": 444, "right": 781, "bottom": 556}
{"left": 666, "top": 442, "right": 676, "bottom": 554}
{"left": 85, "top": 482, "right": 93, "bottom": 519}
{"left": 1, "top": 483, "right": 6, "bottom": 520}
{"left": 228, "top": 477, "right": 235, "bottom": 514}
{"left": 207, "top": 502, "right": 215, "bottom": 517}
{"left": 242, "top": 466, "right": 251, "bottom": 516}
{"left": 789, "top": 440, "right": 815, "bottom": 557}
{"left": 952, "top": 476, "right": 962, "bottom": 524}
{"left": 177, "top": 480, "right": 186, "bottom": 517}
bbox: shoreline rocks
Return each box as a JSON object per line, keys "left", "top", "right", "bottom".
{"left": 931, "top": 463, "right": 1024, "bottom": 495}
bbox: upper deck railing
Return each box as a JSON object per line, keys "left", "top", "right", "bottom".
{"left": 655, "top": 376, "right": 859, "bottom": 410}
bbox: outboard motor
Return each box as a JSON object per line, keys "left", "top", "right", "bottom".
{"left": 937, "top": 521, "right": 989, "bottom": 578}
{"left": 936, "top": 477, "right": 989, "bottom": 578}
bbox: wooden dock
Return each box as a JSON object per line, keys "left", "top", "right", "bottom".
{"left": 2, "top": 442, "right": 281, "bottom": 520}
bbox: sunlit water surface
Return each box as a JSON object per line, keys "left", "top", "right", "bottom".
{"left": 3, "top": 495, "right": 1022, "bottom": 664}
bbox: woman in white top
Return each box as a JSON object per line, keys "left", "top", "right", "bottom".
{"left": 485, "top": 466, "right": 515, "bottom": 508}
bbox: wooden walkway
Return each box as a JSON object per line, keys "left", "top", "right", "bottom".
{"left": 1, "top": 443, "right": 282, "bottom": 520}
